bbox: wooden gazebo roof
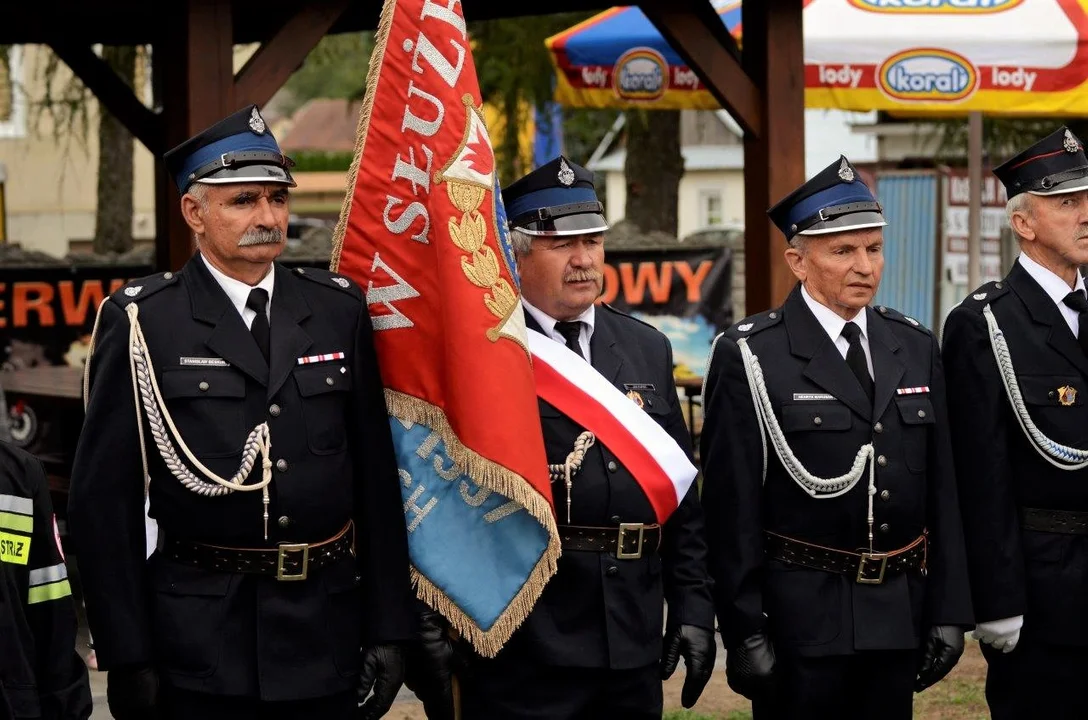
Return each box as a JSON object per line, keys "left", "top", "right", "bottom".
{"left": 5, "top": 0, "right": 803, "bottom": 311}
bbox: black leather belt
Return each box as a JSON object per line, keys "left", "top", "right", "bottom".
{"left": 559, "top": 523, "right": 661, "bottom": 560}
{"left": 765, "top": 531, "right": 927, "bottom": 585}
{"left": 162, "top": 522, "right": 354, "bottom": 581}
{"left": 1021, "top": 508, "right": 1088, "bottom": 535}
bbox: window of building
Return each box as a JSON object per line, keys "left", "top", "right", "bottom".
{"left": 0, "top": 46, "right": 27, "bottom": 139}
{"left": 699, "top": 188, "right": 724, "bottom": 227}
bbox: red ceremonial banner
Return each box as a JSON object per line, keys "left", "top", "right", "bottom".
{"left": 329, "top": 0, "right": 558, "bottom": 655}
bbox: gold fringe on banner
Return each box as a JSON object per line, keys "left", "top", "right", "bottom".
{"left": 388, "top": 389, "right": 561, "bottom": 656}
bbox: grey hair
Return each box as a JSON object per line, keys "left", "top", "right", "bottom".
{"left": 1005, "top": 192, "right": 1033, "bottom": 241}
{"left": 788, "top": 234, "right": 808, "bottom": 253}
{"left": 509, "top": 227, "right": 533, "bottom": 256}
{"left": 186, "top": 182, "right": 210, "bottom": 210}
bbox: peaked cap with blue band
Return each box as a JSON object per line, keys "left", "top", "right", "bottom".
{"left": 768, "top": 155, "right": 886, "bottom": 242}
{"left": 501, "top": 155, "right": 608, "bottom": 237}
{"left": 163, "top": 104, "right": 296, "bottom": 194}
{"left": 994, "top": 125, "right": 1088, "bottom": 199}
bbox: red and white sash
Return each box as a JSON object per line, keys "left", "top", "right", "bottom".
{"left": 527, "top": 328, "right": 697, "bottom": 523}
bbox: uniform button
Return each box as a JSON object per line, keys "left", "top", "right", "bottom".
{"left": 874, "top": 422, "right": 884, "bottom": 434}
{"left": 605, "top": 566, "right": 618, "bottom": 577}
{"left": 917, "top": 409, "right": 927, "bottom": 419}
{"left": 813, "top": 416, "right": 823, "bottom": 426}
{"left": 610, "top": 515, "right": 621, "bottom": 525}
{"left": 877, "top": 455, "right": 887, "bottom": 467}
{"left": 278, "top": 515, "right": 290, "bottom": 528}
{"left": 276, "top": 459, "right": 288, "bottom": 472}
{"left": 878, "top": 306, "right": 887, "bottom": 313}
{"left": 768, "top": 312, "right": 778, "bottom": 319}
{"left": 880, "top": 523, "right": 890, "bottom": 533}
{"left": 995, "top": 282, "right": 1003, "bottom": 289}
{"left": 326, "top": 377, "right": 334, "bottom": 386}
{"left": 198, "top": 381, "right": 210, "bottom": 392}
{"left": 880, "top": 490, "right": 891, "bottom": 501}
{"left": 1049, "top": 391, "right": 1056, "bottom": 399}
{"left": 269, "top": 404, "right": 281, "bottom": 417}
{"left": 607, "top": 461, "right": 618, "bottom": 472}
{"left": 163, "top": 272, "right": 173, "bottom": 280}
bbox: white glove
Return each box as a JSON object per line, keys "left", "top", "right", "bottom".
{"left": 972, "top": 615, "right": 1023, "bottom": 653}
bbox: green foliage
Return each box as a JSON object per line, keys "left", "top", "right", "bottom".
{"left": 926, "top": 115, "right": 1088, "bottom": 165}
{"left": 290, "top": 150, "right": 355, "bottom": 172}
{"left": 469, "top": 14, "right": 617, "bottom": 181}
{"left": 280, "top": 33, "right": 374, "bottom": 115}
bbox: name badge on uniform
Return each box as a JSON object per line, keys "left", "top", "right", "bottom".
{"left": 793, "top": 393, "right": 836, "bottom": 401}
{"left": 179, "top": 356, "right": 230, "bottom": 367}
{"left": 297, "top": 351, "right": 346, "bottom": 365}
{"left": 895, "top": 386, "right": 930, "bottom": 395}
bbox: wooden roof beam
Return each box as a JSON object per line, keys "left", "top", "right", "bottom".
{"left": 234, "top": 0, "right": 351, "bottom": 109}
{"left": 46, "top": 43, "right": 163, "bottom": 155}
{"left": 639, "top": 0, "right": 761, "bottom": 137}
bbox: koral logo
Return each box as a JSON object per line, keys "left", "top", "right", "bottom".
{"left": 850, "top": 0, "right": 1021, "bottom": 13}
{"left": 878, "top": 49, "right": 978, "bottom": 102}
{"left": 613, "top": 48, "right": 668, "bottom": 101}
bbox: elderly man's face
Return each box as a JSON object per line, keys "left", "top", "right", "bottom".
{"left": 182, "top": 182, "right": 290, "bottom": 279}
{"left": 518, "top": 232, "right": 605, "bottom": 321}
{"left": 785, "top": 227, "right": 885, "bottom": 320}
{"left": 1013, "top": 190, "right": 1088, "bottom": 272}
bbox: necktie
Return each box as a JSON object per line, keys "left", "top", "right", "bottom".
{"left": 1063, "top": 289, "right": 1088, "bottom": 357}
{"left": 555, "top": 321, "right": 585, "bottom": 360}
{"left": 841, "top": 321, "right": 874, "bottom": 403}
{"left": 246, "top": 288, "right": 270, "bottom": 363}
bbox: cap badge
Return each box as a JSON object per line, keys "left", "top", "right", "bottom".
{"left": 838, "top": 158, "right": 855, "bottom": 183}
{"left": 249, "top": 107, "right": 266, "bottom": 135}
{"left": 1065, "top": 129, "right": 1080, "bottom": 154}
{"left": 1058, "top": 385, "right": 1078, "bottom": 406}
{"left": 557, "top": 158, "right": 575, "bottom": 187}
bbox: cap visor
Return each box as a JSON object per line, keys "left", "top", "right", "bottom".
{"left": 514, "top": 212, "right": 609, "bottom": 237}
{"left": 798, "top": 211, "right": 888, "bottom": 236}
{"left": 197, "top": 164, "right": 296, "bottom": 187}
{"left": 1028, "top": 176, "right": 1088, "bottom": 196}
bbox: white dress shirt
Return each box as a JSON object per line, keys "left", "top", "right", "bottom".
{"left": 1018, "top": 252, "right": 1087, "bottom": 338}
{"left": 200, "top": 254, "right": 275, "bottom": 329}
{"left": 523, "top": 298, "right": 596, "bottom": 363}
{"left": 801, "top": 284, "right": 874, "bottom": 378}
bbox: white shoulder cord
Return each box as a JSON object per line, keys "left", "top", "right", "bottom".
{"left": 737, "top": 337, "right": 879, "bottom": 552}
{"left": 984, "top": 303, "right": 1088, "bottom": 470}
{"left": 85, "top": 299, "right": 274, "bottom": 539}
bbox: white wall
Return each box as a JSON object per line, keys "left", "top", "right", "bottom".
{"left": 603, "top": 168, "right": 744, "bottom": 239}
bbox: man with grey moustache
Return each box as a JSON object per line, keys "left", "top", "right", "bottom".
{"left": 68, "top": 105, "right": 419, "bottom": 720}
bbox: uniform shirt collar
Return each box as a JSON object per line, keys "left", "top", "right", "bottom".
{"left": 200, "top": 252, "right": 275, "bottom": 319}
{"left": 1018, "top": 251, "right": 1086, "bottom": 306}
{"left": 801, "top": 283, "right": 867, "bottom": 344}
{"left": 523, "top": 298, "right": 596, "bottom": 339}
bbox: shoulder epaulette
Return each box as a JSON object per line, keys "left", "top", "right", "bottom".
{"left": 109, "top": 270, "right": 180, "bottom": 307}
{"left": 599, "top": 303, "right": 659, "bottom": 333}
{"left": 294, "top": 265, "right": 363, "bottom": 300}
{"left": 955, "top": 280, "right": 1010, "bottom": 312}
{"left": 873, "top": 304, "right": 933, "bottom": 335}
{"left": 726, "top": 307, "right": 784, "bottom": 340}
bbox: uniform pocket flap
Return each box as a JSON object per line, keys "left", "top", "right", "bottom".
{"left": 781, "top": 404, "right": 852, "bottom": 432}
{"left": 895, "top": 396, "right": 936, "bottom": 425}
{"left": 294, "top": 364, "right": 353, "bottom": 397}
{"left": 1017, "top": 375, "right": 1082, "bottom": 407}
{"left": 161, "top": 368, "right": 245, "bottom": 400}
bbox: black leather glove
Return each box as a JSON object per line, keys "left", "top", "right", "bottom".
{"left": 726, "top": 631, "right": 776, "bottom": 700}
{"left": 915, "top": 625, "right": 965, "bottom": 692}
{"left": 357, "top": 644, "right": 406, "bottom": 720}
{"left": 106, "top": 664, "right": 160, "bottom": 720}
{"left": 661, "top": 623, "right": 717, "bottom": 708}
{"left": 404, "top": 609, "right": 460, "bottom": 720}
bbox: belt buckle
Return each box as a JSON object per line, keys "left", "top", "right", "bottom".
{"left": 616, "top": 523, "right": 645, "bottom": 560}
{"left": 276, "top": 543, "right": 310, "bottom": 581}
{"left": 856, "top": 551, "right": 888, "bottom": 585}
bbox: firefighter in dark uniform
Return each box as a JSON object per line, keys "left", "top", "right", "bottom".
{"left": 422, "top": 156, "right": 715, "bottom": 719}
{"left": 943, "top": 126, "right": 1088, "bottom": 719}
{"left": 67, "top": 105, "right": 416, "bottom": 720}
{"left": 0, "top": 443, "right": 92, "bottom": 720}
{"left": 700, "top": 156, "right": 974, "bottom": 719}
